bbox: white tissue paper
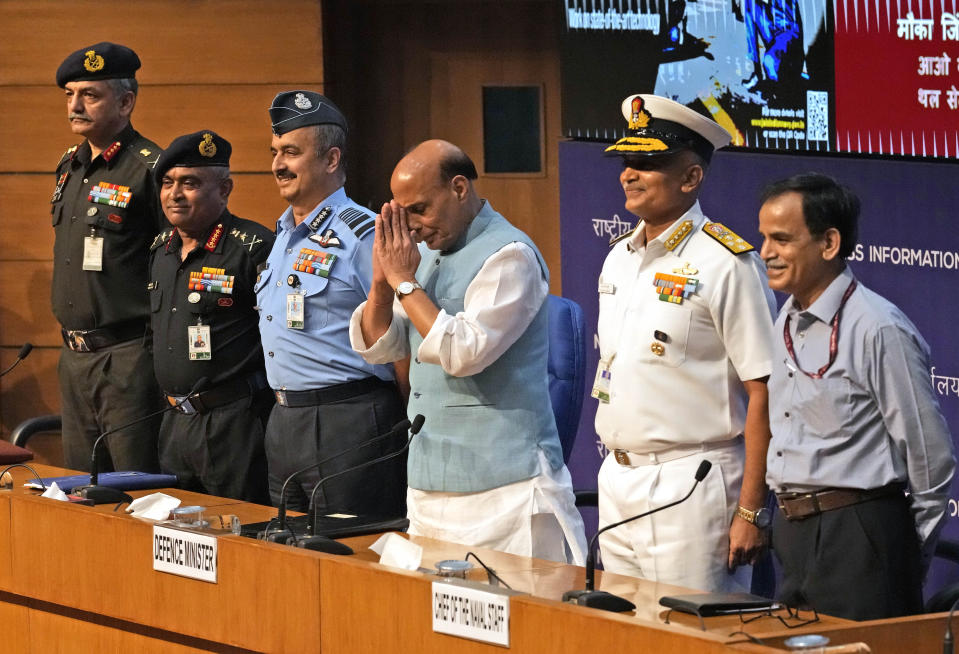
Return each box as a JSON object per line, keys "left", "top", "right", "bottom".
{"left": 369, "top": 532, "right": 423, "bottom": 570}
{"left": 40, "top": 481, "right": 69, "bottom": 501}
{"left": 125, "top": 492, "right": 181, "bottom": 520}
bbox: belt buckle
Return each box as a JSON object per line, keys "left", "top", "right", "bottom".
{"left": 176, "top": 398, "right": 196, "bottom": 415}
{"left": 274, "top": 390, "right": 288, "bottom": 407}
{"left": 70, "top": 332, "right": 91, "bottom": 353}
{"left": 613, "top": 449, "right": 631, "bottom": 466}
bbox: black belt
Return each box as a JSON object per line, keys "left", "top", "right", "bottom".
{"left": 776, "top": 483, "right": 904, "bottom": 520}
{"left": 61, "top": 319, "right": 146, "bottom": 353}
{"left": 166, "top": 371, "right": 269, "bottom": 415}
{"left": 273, "top": 376, "right": 389, "bottom": 407}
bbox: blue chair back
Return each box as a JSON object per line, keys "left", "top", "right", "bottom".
{"left": 546, "top": 295, "right": 587, "bottom": 464}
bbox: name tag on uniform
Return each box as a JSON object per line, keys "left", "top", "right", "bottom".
{"left": 83, "top": 235, "right": 104, "bottom": 271}
{"left": 598, "top": 281, "right": 616, "bottom": 294}
{"left": 591, "top": 358, "right": 613, "bottom": 403}
{"left": 287, "top": 293, "right": 304, "bottom": 329}
{"left": 188, "top": 324, "right": 211, "bottom": 360}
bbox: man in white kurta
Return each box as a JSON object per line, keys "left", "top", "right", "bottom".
{"left": 594, "top": 94, "right": 777, "bottom": 592}
{"left": 350, "top": 139, "right": 586, "bottom": 564}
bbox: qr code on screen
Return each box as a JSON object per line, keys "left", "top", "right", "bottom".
{"left": 806, "top": 90, "right": 829, "bottom": 142}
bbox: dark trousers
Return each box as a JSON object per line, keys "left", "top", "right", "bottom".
{"left": 58, "top": 340, "right": 161, "bottom": 473}
{"left": 158, "top": 389, "right": 273, "bottom": 504}
{"left": 264, "top": 382, "right": 407, "bottom": 516}
{"left": 772, "top": 494, "right": 923, "bottom": 620}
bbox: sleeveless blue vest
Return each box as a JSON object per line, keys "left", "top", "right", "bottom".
{"left": 407, "top": 202, "right": 565, "bottom": 492}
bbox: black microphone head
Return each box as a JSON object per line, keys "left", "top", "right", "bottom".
{"left": 17, "top": 343, "right": 33, "bottom": 360}
{"left": 410, "top": 414, "right": 425, "bottom": 434}
{"left": 190, "top": 376, "right": 210, "bottom": 395}
{"left": 695, "top": 460, "right": 712, "bottom": 482}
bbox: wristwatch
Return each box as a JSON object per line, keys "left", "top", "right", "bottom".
{"left": 736, "top": 505, "right": 772, "bottom": 529}
{"left": 395, "top": 280, "right": 422, "bottom": 299}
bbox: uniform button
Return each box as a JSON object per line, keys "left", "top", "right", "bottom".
{"left": 784, "top": 411, "right": 790, "bottom": 418}
{"left": 268, "top": 351, "right": 274, "bottom": 357}
{"left": 797, "top": 331, "right": 805, "bottom": 339}
{"left": 68, "top": 301, "right": 74, "bottom": 307}
{"left": 83, "top": 178, "right": 89, "bottom": 183}
{"left": 168, "top": 346, "right": 173, "bottom": 351}
{"left": 435, "top": 259, "right": 440, "bottom": 266}
{"left": 267, "top": 315, "right": 272, "bottom": 321}
{"left": 777, "top": 451, "right": 783, "bottom": 457}
{"left": 171, "top": 307, "right": 177, "bottom": 312}
{"left": 276, "top": 281, "right": 281, "bottom": 287}
{"left": 65, "top": 258, "right": 70, "bottom": 265}
{"left": 71, "top": 216, "right": 77, "bottom": 222}
{"left": 287, "top": 248, "right": 292, "bottom": 254}
{"left": 788, "top": 372, "right": 794, "bottom": 378}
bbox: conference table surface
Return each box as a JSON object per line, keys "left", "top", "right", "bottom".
{"left": 0, "top": 463, "right": 949, "bottom": 653}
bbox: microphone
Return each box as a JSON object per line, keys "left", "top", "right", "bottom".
{"left": 562, "top": 459, "right": 712, "bottom": 613}
{"left": 0, "top": 343, "right": 33, "bottom": 378}
{"left": 261, "top": 415, "right": 415, "bottom": 543}
{"left": 73, "top": 377, "right": 209, "bottom": 505}
{"left": 296, "top": 414, "right": 426, "bottom": 554}
{"left": 943, "top": 595, "right": 959, "bottom": 654}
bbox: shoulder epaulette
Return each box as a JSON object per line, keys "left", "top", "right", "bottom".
{"left": 58, "top": 144, "right": 79, "bottom": 167}
{"left": 129, "top": 134, "right": 162, "bottom": 169}
{"left": 702, "top": 221, "right": 755, "bottom": 254}
{"left": 609, "top": 226, "right": 637, "bottom": 247}
{"left": 338, "top": 206, "right": 375, "bottom": 239}
{"left": 663, "top": 220, "right": 694, "bottom": 251}
{"left": 151, "top": 229, "right": 172, "bottom": 251}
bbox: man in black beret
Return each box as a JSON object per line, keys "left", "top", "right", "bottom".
{"left": 148, "top": 131, "right": 274, "bottom": 502}
{"left": 255, "top": 91, "right": 407, "bottom": 514}
{"left": 51, "top": 42, "right": 164, "bottom": 474}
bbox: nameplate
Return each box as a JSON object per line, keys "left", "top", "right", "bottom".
{"left": 152, "top": 525, "right": 218, "bottom": 583}
{"left": 431, "top": 580, "right": 510, "bottom": 647}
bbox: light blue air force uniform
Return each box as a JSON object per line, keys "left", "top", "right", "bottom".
{"left": 255, "top": 187, "right": 393, "bottom": 390}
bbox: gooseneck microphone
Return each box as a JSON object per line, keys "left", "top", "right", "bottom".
{"left": 943, "top": 595, "right": 959, "bottom": 654}
{"left": 295, "top": 414, "right": 426, "bottom": 554}
{"left": 0, "top": 343, "right": 33, "bottom": 378}
{"left": 563, "top": 459, "right": 713, "bottom": 613}
{"left": 264, "top": 416, "right": 415, "bottom": 543}
{"left": 72, "top": 377, "right": 209, "bottom": 505}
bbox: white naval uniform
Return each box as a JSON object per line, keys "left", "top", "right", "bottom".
{"left": 594, "top": 201, "right": 776, "bottom": 592}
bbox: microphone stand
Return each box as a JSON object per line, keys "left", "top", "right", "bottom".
{"left": 295, "top": 414, "right": 426, "bottom": 554}
{"left": 0, "top": 343, "right": 33, "bottom": 378}
{"left": 262, "top": 416, "right": 415, "bottom": 543}
{"left": 72, "top": 377, "right": 209, "bottom": 505}
{"left": 562, "top": 460, "right": 713, "bottom": 613}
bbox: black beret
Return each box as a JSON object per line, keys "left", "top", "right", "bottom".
{"left": 56, "top": 42, "right": 141, "bottom": 88}
{"left": 154, "top": 130, "right": 232, "bottom": 181}
{"left": 269, "top": 91, "right": 347, "bottom": 136}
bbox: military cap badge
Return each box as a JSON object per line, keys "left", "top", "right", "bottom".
{"left": 83, "top": 49, "right": 105, "bottom": 73}
{"left": 199, "top": 133, "right": 217, "bottom": 158}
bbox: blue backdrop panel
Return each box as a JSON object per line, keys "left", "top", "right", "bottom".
{"left": 559, "top": 140, "right": 959, "bottom": 597}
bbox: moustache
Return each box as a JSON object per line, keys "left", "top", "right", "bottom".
{"left": 68, "top": 113, "right": 91, "bottom": 122}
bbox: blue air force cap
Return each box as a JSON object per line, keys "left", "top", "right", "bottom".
{"left": 269, "top": 91, "right": 347, "bottom": 136}
{"left": 154, "top": 130, "right": 232, "bottom": 181}
{"left": 56, "top": 42, "right": 141, "bottom": 88}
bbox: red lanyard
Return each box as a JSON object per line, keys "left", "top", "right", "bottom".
{"left": 783, "top": 279, "right": 858, "bottom": 379}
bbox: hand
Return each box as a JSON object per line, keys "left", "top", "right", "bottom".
{"left": 727, "top": 515, "right": 768, "bottom": 570}
{"left": 375, "top": 200, "right": 421, "bottom": 290}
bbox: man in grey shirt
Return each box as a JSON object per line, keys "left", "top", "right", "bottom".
{"left": 757, "top": 173, "right": 955, "bottom": 620}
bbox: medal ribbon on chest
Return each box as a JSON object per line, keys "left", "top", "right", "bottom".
{"left": 189, "top": 267, "right": 235, "bottom": 294}
{"left": 294, "top": 248, "right": 337, "bottom": 278}
{"left": 653, "top": 272, "right": 698, "bottom": 304}
{"left": 88, "top": 182, "right": 132, "bottom": 208}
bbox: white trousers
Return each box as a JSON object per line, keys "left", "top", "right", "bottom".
{"left": 407, "top": 452, "right": 587, "bottom": 565}
{"left": 597, "top": 440, "right": 751, "bottom": 592}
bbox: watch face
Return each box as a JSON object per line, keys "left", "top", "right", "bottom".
{"left": 755, "top": 508, "right": 772, "bottom": 529}
{"left": 397, "top": 281, "right": 413, "bottom": 295}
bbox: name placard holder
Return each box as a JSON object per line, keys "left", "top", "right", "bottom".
{"left": 152, "top": 525, "right": 218, "bottom": 583}
{"left": 431, "top": 579, "right": 511, "bottom": 647}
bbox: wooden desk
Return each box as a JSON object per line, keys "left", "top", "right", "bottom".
{"left": 0, "top": 465, "right": 950, "bottom": 653}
